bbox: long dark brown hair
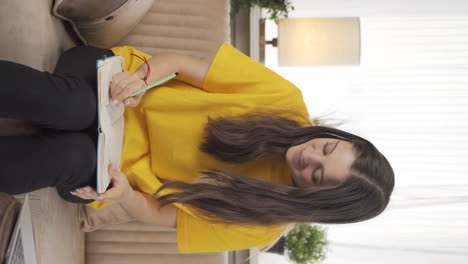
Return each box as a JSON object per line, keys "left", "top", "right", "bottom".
{"left": 155, "top": 114, "right": 395, "bottom": 226}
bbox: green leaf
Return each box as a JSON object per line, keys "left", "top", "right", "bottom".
{"left": 285, "top": 224, "right": 329, "bottom": 264}
{"left": 230, "top": 0, "right": 294, "bottom": 22}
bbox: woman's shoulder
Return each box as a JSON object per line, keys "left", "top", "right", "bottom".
{"left": 110, "top": 46, "right": 152, "bottom": 72}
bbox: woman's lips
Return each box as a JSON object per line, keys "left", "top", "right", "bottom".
{"left": 295, "top": 148, "right": 304, "bottom": 170}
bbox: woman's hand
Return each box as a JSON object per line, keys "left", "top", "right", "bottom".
{"left": 110, "top": 71, "right": 147, "bottom": 107}
{"left": 70, "top": 163, "right": 133, "bottom": 203}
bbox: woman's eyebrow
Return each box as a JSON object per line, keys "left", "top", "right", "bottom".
{"left": 322, "top": 141, "right": 341, "bottom": 185}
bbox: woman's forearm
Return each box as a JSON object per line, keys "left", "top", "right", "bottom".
{"left": 135, "top": 52, "right": 212, "bottom": 89}
{"left": 119, "top": 189, "right": 178, "bottom": 228}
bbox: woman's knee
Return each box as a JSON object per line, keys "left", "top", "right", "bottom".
{"left": 54, "top": 133, "right": 97, "bottom": 203}
{"left": 57, "top": 46, "right": 113, "bottom": 68}
{"left": 54, "top": 133, "right": 97, "bottom": 187}
{"left": 56, "top": 186, "right": 95, "bottom": 204}
{"left": 61, "top": 46, "right": 106, "bottom": 58}
{"left": 54, "top": 45, "right": 113, "bottom": 80}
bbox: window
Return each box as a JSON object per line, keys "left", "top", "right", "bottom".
{"left": 259, "top": 16, "right": 468, "bottom": 264}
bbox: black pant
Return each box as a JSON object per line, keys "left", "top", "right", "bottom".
{"left": 0, "top": 46, "right": 114, "bottom": 203}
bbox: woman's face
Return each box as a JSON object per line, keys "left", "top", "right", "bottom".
{"left": 285, "top": 138, "right": 356, "bottom": 188}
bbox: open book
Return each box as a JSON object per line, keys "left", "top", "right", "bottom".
{"left": 96, "top": 55, "right": 125, "bottom": 194}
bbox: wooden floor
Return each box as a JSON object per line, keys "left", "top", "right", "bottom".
{"left": 14, "top": 188, "right": 85, "bottom": 264}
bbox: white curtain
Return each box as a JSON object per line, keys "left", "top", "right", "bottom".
{"left": 259, "top": 16, "right": 468, "bottom": 264}
{"left": 287, "top": 0, "right": 468, "bottom": 17}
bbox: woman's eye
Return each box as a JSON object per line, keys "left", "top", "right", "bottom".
{"left": 322, "top": 142, "right": 329, "bottom": 155}
{"left": 311, "top": 173, "right": 317, "bottom": 184}
{"left": 312, "top": 170, "right": 322, "bottom": 185}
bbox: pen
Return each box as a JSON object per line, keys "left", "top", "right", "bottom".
{"left": 129, "top": 72, "right": 179, "bottom": 97}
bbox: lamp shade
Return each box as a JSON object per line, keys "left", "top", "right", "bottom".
{"left": 278, "top": 18, "right": 361, "bottom": 66}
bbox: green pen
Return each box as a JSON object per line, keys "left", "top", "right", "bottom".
{"left": 129, "top": 72, "right": 179, "bottom": 97}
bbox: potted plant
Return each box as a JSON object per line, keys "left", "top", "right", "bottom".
{"left": 230, "top": 0, "right": 295, "bottom": 22}
{"left": 268, "top": 224, "right": 329, "bottom": 264}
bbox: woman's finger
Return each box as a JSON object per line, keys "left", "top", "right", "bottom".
{"left": 112, "top": 80, "right": 133, "bottom": 104}
{"left": 109, "top": 173, "right": 120, "bottom": 188}
{"left": 111, "top": 71, "right": 128, "bottom": 83}
{"left": 112, "top": 74, "right": 142, "bottom": 103}
{"left": 70, "top": 186, "right": 97, "bottom": 200}
{"left": 70, "top": 191, "right": 87, "bottom": 200}
{"left": 108, "top": 163, "right": 117, "bottom": 175}
{"left": 123, "top": 93, "right": 144, "bottom": 108}
{"left": 108, "top": 164, "right": 125, "bottom": 183}
{"left": 110, "top": 72, "right": 133, "bottom": 100}
{"left": 110, "top": 73, "right": 145, "bottom": 106}
{"left": 100, "top": 187, "right": 117, "bottom": 199}
{"left": 110, "top": 72, "right": 129, "bottom": 98}
{"left": 122, "top": 97, "right": 133, "bottom": 107}
{"left": 82, "top": 186, "right": 99, "bottom": 197}
{"left": 109, "top": 162, "right": 123, "bottom": 175}
{"left": 110, "top": 85, "right": 126, "bottom": 105}
{"left": 120, "top": 83, "right": 142, "bottom": 105}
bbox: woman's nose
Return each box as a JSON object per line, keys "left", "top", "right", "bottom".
{"left": 302, "top": 145, "right": 323, "bottom": 165}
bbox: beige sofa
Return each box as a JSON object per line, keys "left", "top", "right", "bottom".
{"left": 1, "top": 0, "right": 230, "bottom": 263}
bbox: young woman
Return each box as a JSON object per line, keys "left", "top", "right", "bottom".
{"left": 0, "top": 43, "right": 394, "bottom": 253}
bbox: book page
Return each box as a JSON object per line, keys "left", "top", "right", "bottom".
{"left": 96, "top": 55, "right": 125, "bottom": 194}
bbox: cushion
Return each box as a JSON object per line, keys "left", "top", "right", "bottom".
{"left": 0, "top": 0, "right": 76, "bottom": 72}
{"left": 86, "top": 222, "right": 226, "bottom": 264}
{"left": 52, "top": 0, "right": 154, "bottom": 48}
{"left": 78, "top": 0, "right": 231, "bottom": 233}
{"left": 116, "top": 0, "right": 231, "bottom": 60}
{"left": 79, "top": 203, "right": 135, "bottom": 232}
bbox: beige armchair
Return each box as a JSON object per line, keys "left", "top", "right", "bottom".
{"left": 84, "top": 0, "right": 230, "bottom": 263}
{"left": 1, "top": 0, "right": 231, "bottom": 263}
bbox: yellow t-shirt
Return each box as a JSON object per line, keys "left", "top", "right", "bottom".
{"left": 87, "top": 43, "right": 311, "bottom": 253}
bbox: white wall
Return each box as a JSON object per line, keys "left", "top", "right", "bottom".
{"left": 288, "top": 0, "right": 468, "bottom": 17}
{"left": 258, "top": 12, "right": 468, "bottom": 264}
